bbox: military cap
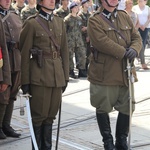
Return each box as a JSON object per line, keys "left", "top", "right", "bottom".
{"left": 69, "top": 2, "right": 78, "bottom": 9}
{"left": 81, "top": 0, "right": 89, "bottom": 5}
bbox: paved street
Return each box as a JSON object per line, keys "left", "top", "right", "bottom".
{"left": 0, "top": 49, "right": 150, "bottom": 150}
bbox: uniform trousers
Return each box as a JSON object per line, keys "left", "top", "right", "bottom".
{"left": 30, "top": 85, "right": 62, "bottom": 126}
{"left": 0, "top": 71, "right": 20, "bottom": 127}
{"left": 90, "top": 83, "right": 135, "bottom": 115}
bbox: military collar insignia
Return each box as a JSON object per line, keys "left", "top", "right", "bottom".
{"left": 114, "top": 9, "right": 117, "bottom": 18}
{"left": 0, "top": 8, "right": 8, "bottom": 16}
{"left": 102, "top": 8, "right": 117, "bottom": 19}
{"left": 102, "top": 9, "right": 111, "bottom": 19}
{"left": 39, "top": 9, "right": 53, "bottom": 21}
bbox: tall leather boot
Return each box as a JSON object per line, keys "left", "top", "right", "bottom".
{"left": 115, "top": 112, "right": 129, "bottom": 150}
{"left": 41, "top": 124, "right": 52, "bottom": 150}
{"left": 2, "top": 100, "right": 21, "bottom": 138}
{"left": 32, "top": 125, "right": 42, "bottom": 150}
{"left": 78, "top": 69, "right": 87, "bottom": 77}
{"left": 0, "top": 104, "right": 7, "bottom": 139}
{"left": 96, "top": 113, "right": 115, "bottom": 150}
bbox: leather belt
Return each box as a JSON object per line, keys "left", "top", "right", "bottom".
{"left": 43, "top": 51, "right": 60, "bottom": 59}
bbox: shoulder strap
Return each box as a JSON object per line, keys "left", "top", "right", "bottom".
{"left": 35, "top": 17, "right": 60, "bottom": 51}
{"left": 100, "top": 13, "right": 127, "bottom": 44}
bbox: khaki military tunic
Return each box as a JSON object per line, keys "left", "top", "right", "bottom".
{"left": 0, "top": 9, "right": 22, "bottom": 103}
{"left": 0, "top": 17, "right": 11, "bottom": 104}
{"left": 20, "top": 14, "right": 69, "bottom": 87}
{"left": 87, "top": 8, "right": 142, "bottom": 86}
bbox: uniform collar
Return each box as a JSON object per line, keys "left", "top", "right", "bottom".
{"left": 39, "top": 9, "right": 53, "bottom": 21}
{"left": 101, "top": 7, "right": 117, "bottom": 19}
{"left": 0, "top": 7, "right": 8, "bottom": 16}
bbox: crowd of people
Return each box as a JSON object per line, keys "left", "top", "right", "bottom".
{"left": 0, "top": 0, "right": 149, "bottom": 150}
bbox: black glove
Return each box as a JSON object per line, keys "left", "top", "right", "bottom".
{"left": 62, "top": 81, "right": 68, "bottom": 93}
{"left": 125, "top": 48, "right": 137, "bottom": 62}
{"left": 21, "top": 84, "right": 30, "bottom": 94}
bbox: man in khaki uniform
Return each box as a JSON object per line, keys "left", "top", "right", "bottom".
{"left": 0, "top": 16, "right": 11, "bottom": 139}
{"left": 87, "top": 0, "right": 142, "bottom": 149}
{"left": 0, "top": 0, "right": 22, "bottom": 139}
{"left": 19, "top": 0, "right": 69, "bottom": 149}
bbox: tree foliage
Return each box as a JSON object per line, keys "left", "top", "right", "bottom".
{"left": 133, "top": 0, "right": 150, "bottom": 6}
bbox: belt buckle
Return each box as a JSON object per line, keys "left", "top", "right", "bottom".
{"left": 52, "top": 51, "right": 57, "bottom": 59}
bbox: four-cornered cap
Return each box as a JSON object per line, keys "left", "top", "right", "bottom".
{"left": 69, "top": 2, "right": 78, "bottom": 9}
{"left": 81, "top": 0, "right": 89, "bottom": 5}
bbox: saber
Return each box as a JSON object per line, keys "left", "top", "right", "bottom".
{"left": 20, "top": 94, "right": 38, "bottom": 150}
{"left": 126, "top": 59, "right": 135, "bottom": 150}
{"left": 55, "top": 101, "right": 62, "bottom": 150}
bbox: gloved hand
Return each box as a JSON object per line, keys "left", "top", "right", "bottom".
{"left": 21, "top": 84, "right": 30, "bottom": 94}
{"left": 125, "top": 48, "right": 137, "bottom": 62}
{"left": 62, "top": 81, "right": 68, "bottom": 93}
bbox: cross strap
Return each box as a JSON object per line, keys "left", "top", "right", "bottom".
{"left": 100, "top": 13, "right": 128, "bottom": 45}
{"left": 35, "top": 16, "right": 60, "bottom": 51}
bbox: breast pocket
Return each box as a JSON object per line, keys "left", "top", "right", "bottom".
{"left": 120, "top": 25, "right": 132, "bottom": 44}
{"left": 34, "top": 31, "right": 49, "bottom": 46}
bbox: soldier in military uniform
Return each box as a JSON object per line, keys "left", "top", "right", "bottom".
{"left": 20, "top": 0, "right": 69, "bottom": 149}
{"left": 20, "top": 0, "right": 38, "bottom": 22}
{"left": 0, "top": 16, "right": 11, "bottom": 139}
{"left": 64, "top": 2, "right": 87, "bottom": 78}
{"left": 78, "top": 0, "right": 91, "bottom": 71}
{"left": 87, "top": 0, "right": 142, "bottom": 149}
{"left": 12, "top": 0, "right": 26, "bottom": 15}
{"left": 0, "top": 0, "right": 22, "bottom": 139}
{"left": 54, "top": 0, "right": 70, "bottom": 19}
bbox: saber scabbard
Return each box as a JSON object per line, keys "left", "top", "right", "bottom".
{"left": 126, "top": 59, "right": 135, "bottom": 150}
{"left": 20, "top": 93, "right": 38, "bottom": 150}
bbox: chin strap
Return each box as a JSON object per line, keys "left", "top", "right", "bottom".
{"left": 104, "top": 0, "right": 120, "bottom": 8}
{"left": 0, "top": 5, "right": 7, "bottom": 10}
{"left": 37, "top": 4, "right": 55, "bottom": 11}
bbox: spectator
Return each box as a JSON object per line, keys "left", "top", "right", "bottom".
{"left": 20, "top": 0, "right": 37, "bottom": 22}
{"left": 132, "top": 0, "right": 150, "bottom": 69}
{"left": 54, "top": 0, "right": 70, "bottom": 18}
{"left": 78, "top": 0, "right": 91, "bottom": 71}
{"left": 64, "top": 2, "right": 87, "bottom": 78}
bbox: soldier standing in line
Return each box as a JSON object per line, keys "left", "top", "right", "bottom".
{"left": 0, "top": 0, "right": 22, "bottom": 139}
{"left": 78, "top": 0, "right": 91, "bottom": 71}
{"left": 0, "top": 16, "right": 11, "bottom": 139}
{"left": 54, "top": 0, "right": 70, "bottom": 19}
{"left": 12, "top": 0, "right": 26, "bottom": 15}
{"left": 64, "top": 2, "right": 87, "bottom": 78}
{"left": 20, "top": 0, "right": 69, "bottom": 149}
{"left": 20, "top": 0, "right": 38, "bottom": 22}
{"left": 87, "top": 0, "right": 142, "bottom": 149}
